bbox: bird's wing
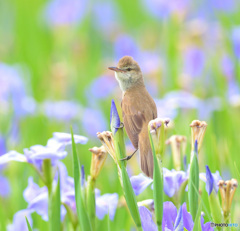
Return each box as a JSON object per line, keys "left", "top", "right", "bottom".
{"left": 121, "top": 97, "right": 146, "bottom": 149}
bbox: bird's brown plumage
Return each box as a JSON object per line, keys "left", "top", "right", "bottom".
{"left": 109, "top": 55, "right": 157, "bottom": 178}
{"left": 122, "top": 82, "right": 157, "bottom": 178}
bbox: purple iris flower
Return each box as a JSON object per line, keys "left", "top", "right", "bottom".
{"left": 114, "top": 35, "right": 161, "bottom": 75}
{"left": 232, "top": 26, "right": 240, "bottom": 59}
{"left": 140, "top": 201, "right": 213, "bottom": 230}
{"left": 183, "top": 46, "right": 205, "bottom": 78}
{"left": 139, "top": 206, "right": 157, "bottom": 231}
{"left": 92, "top": 1, "right": 120, "bottom": 35}
{"left": 95, "top": 188, "right": 119, "bottom": 220}
{"left": 0, "top": 63, "right": 36, "bottom": 118}
{"left": 41, "top": 100, "right": 83, "bottom": 121}
{"left": 59, "top": 162, "right": 119, "bottom": 221}
{"left": 130, "top": 168, "right": 188, "bottom": 198}
{"left": 81, "top": 108, "right": 107, "bottom": 138}
{"left": 110, "top": 99, "right": 120, "bottom": 135}
{"left": 199, "top": 168, "right": 221, "bottom": 194}
{"left": 141, "top": 0, "right": 189, "bottom": 19}
{"left": 163, "top": 168, "right": 188, "bottom": 198}
{"left": 162, "top": 202, "right": 213, "bottom": 230}
{"left": 86, "top": 75, "right": 118, "bottom": 102}
{"left": 131, "top": 173, "right": 153, "bottom": 196}
{"left": 209, "top": 0, "right": 236, "bottom": 12}
{"left": 7, "top": 209, "right": 33, "bottom": 231}
{"left": 221, "top": 55, "right": 234, "bottom": 80}
{"left": 155, "top": 90, "right": 222, "bottom": 120}
{"left": 201, "top": 213, "right": 213, "bottom": 231}
{"left": 197, "top": 97, "right": 222, "bottom": 120}
{"left": 24, "top": 176, "right": 67, "bottom": 221}
{"left": 44, "top": 0, "right": 87, "bottom": 27}
{"left": 174, "top": 204, "right": 183, "bottom": 230}
{"left": 0, "top": 132, "right": 88, "bottom": 172}
{"left": 114, "top": 35, "right": 139, "bottom": 61}
{"left": 0, "top": 175, "right": 10, "bottom": 197}
{"left": 23, "top": 145, "right": 68, "bottom": 171}
{"left": 155, "top": 90, "right": 200, "bottom": 119}
{"left": 47, "top": 132, "right": 88, "bottom": 151}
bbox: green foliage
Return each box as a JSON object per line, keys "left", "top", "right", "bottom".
{"left": 49, "top": 173, "right": 61, "bottom": 231}
{"left": 71, "top": 128, "right": 92, "bottom": 231}
{"left": 188, "top": 149, "right": 199, "bottom": 221}
{"left": 149, "top": 132, "right": 163, "bottom": 231}
{"left": 25, "top": 217, "right": 33, "bottom": 231}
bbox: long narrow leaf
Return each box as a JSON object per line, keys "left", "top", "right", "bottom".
{"left": 149, "top": 131, "right": 163, "bottom": 231}
{"left": 192, "top": 202, "right": 202, "bottom": 231}
{"left": 188, "top": 148, "right": 199, "bottom": 221}
{"left": 50, "top": 172, "right": 61, "bottom": 231}
{"left": 71, "top": 128, "right": 92, "bottom": 231}
{"left": 25, "top": 217, "right": 33, "bottom": 231}
{"left": 115, "top": 135, "right": 142, "bottom": 230}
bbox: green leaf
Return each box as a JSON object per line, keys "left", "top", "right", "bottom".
{"left": 112, "top": 124, "right": 142, "bottom": 230}
{"left": 50, "top": 172, "right": 61, "bottom": 231}
{"left": 188, "top": 149, "right": 199, "bottom": 221}
{"left": 117, "top": 143, "right": 142, "bottom": 230}
{"left": 234, "top": 162, "right": 240, "bottom": 181}
{"left": 209, "top": 192, "right": 222, "bottom": 228}
{"left": 25, "top": 217, "right": 33, "bottom": 231}
{"left": 149, "top": 131, "right": 163, "bottom": 231}
{"left": 192, "top": 202, "right": 202, "bottom": 231}
{"left": 71, "top": 128, "right": 92, "bottom": 231}
{"left": 87, "top": 176, "right": 96, "bottom": 231}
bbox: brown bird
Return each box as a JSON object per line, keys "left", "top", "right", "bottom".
{"left": 108, "top": 56, "right": 157, "bottom": 178}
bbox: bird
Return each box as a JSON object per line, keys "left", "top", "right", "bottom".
{"left": 108, "top": 56, "right": 157, "bottom": 178}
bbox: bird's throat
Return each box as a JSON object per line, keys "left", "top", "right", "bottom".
{"left": 115, "top": 72, "right": 144, "bottom": 92}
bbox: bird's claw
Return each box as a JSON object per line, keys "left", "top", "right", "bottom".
{"left": 113, "top": 122, "right": 124, "bottom": 129}
{"left": 120, "top": 149, "right": 138, "bottom": 161}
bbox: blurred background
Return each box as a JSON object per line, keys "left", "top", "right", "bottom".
{"left": 0, "top": 0, "right": 240, "bottom": 229}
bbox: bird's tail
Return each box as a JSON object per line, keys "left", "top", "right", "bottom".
{"left": 139, "top": 133, "right": 153, "bottom": 178}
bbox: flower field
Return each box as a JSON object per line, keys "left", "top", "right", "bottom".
{"left": 0, "top": 0, "right": 240, "bottom": 230}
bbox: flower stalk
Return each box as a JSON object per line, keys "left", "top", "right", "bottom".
{"left": 99, "top": 99, "right": 143, "bottom": 230}
{"left": 205, "top": 166, "right": 222, "bottom": 230}
{"left": 148, "top": 118, "right": 169, "bottom": 231}
{"left": 86, "top": 146, "right": 108, "bottom": 230}
{"left": 188, "top": 140, "right": 199, "bottom": 221}
{"left": 166, "top": 135, "right": 187, "bottom": 171}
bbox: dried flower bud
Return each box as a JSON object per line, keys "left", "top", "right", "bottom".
{"left": 148, "top": 118, "right": 170, "bottom": 156}
{"left": 89, "top": 146, "right": 108, "bottom": 180}
{"left": 166, "top": 135, "right": 187, "bottom": 170}
{"left": 97, "top": 131, "right": 116, "bottom": 163}
{"left": 218, "top": 178, "right": 238, "bottom": 221}
{"left": 190, "top": 120, "right": 207, "bottom": 153}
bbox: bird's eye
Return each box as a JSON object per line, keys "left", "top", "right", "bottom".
{"left": 127, "top": 68, "right": 131, "bottom": 71}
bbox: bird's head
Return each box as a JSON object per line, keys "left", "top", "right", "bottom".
{"left": 108, "top": 56, "right": 143, "bottom": 91}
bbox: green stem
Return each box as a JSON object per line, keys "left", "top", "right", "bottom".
{"left": 87, "top": 176, "right": 96, "bottom": 231}
{"left": 43, "top": 159, "right": 52, "bottom": 195}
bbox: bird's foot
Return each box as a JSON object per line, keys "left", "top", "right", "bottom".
{"left": 113, "top": 122, "right": 124, "bottom": 129}
{"left": 120, "top": 149, "right": 138, "bottom": 161}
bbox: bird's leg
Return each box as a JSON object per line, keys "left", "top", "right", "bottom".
{"left": 113, "top": 122, "right": 124, "bottom": 129}
{"left": 120, "top": 149, "right": 138, "bottom": 161}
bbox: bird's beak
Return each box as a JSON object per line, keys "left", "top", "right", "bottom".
{"left": 108, "top": 67, "right": 125, "bottom": 72}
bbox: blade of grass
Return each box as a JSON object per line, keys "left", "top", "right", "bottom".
{"left": 25, "top": 217, "right": 33, "bottom": 231}
{"left": 50, "top": 172, "right": 61, "bottom": 231}
{"left": 188, "top": 144, "right": 199, "bottom": 221}
{"left": 71, "top": 128, "right": 92, "bottom": 231}
{"left": 149, "top": 131, "right": 163, "bottom": 231}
